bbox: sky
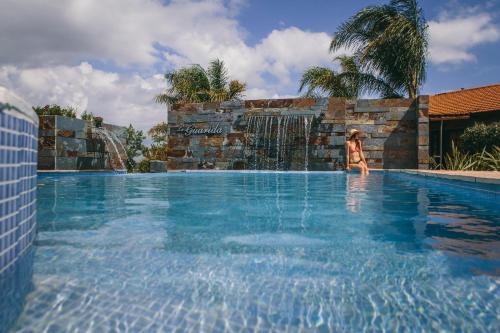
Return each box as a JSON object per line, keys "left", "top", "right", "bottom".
{"left": 0, "top": 0, "right": 499, "bottom": 131}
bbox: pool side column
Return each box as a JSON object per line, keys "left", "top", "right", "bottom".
{"left": 0, "top": 88, "right": 39, "bottom": 274}
{"left": 417, "top": 95, "right": 430, "bottom": 170}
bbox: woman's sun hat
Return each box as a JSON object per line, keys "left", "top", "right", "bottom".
{"left": 348, "top": 128, "right": 360, "bottom": 138}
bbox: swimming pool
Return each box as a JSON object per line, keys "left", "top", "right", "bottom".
{"left": 2, "top": 172, "right": 499, "bottom": 332}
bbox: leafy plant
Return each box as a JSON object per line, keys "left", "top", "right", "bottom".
{"left": 299, "top": 55, "right": 401, "bottom": 98}
{"left": 155, "top": 59, "right": 246, "bottom": 104}
{"left": 475, "top": 146, "right": 500, "bottom": 171}
{"left": 460, "top": 122, "right": 500, "bottom": 154}
{"left": 81, "top": 111, "right": 95, "bottom": 121}
{"left": 147, "top": 122, "right": 169, "bottom": 161}
{"left": 329, "top": 0, "right": 428, "bottom": 99}
{"left": 33, "top": 105, "right": 77, "bottom": 118}
{"left": 443, "top": 141, "right": 477, "bottom": 171}
{"left": 125, "top": 124, "right": 147, "bottom": 172}
{"left": 93, "top": 117, "right": 103, "bottom": 128}
{"left": 136, "top": 159, "right": 151, "bottom": 173}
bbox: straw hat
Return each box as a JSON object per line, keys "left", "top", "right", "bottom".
{"left": 348, "top": 128, "right": 360, "bottom": 138}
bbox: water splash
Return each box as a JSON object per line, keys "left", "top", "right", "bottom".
{"left": 94, "top": 128, "right": 127, "bottom": 172}
{"left": 245, "top": 114, "right": 314, "bottom": 171}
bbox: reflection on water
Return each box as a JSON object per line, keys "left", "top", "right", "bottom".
{"left": 368, "top": 173, "right": 500, "bottom": 275}
{"left": 0, "top": 249, "right": 34, "bottom": 333}
{"left": 2, "top": 172, "right": 499, "bottom": 332}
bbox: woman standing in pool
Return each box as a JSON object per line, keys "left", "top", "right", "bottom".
{"left": 345, "top": 129, "right": 369, "bottom": 175}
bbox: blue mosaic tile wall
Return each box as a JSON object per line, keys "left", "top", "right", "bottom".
{"left": 0, "top": 108, "right": 38, "bottom": 274}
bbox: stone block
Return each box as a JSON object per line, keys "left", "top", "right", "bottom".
{"left": 55, "top": 157, "right": 78, "bottom": 170}
{"left": 150, "top": 160, "right": 168, "bottom": 173}
{"left": 292, "top": 98, "right": 317, "bottom": 108}
{"left": 168, "top": 150, "right": 186, "bottom": 158}
{"left": 39, "top": 116, "right": 55, "bottom": 130}
{"left": 346, "top": 124, "right": 377, "bottom": 135}
{"left": 56, "top": 116, "right": 86, "bottom": 132}
{"left": 56, "top": 137, "right": 86, "bottom": 156}
{"left": 418, "top": 135, "right": 429, "bottom": 145}
{"left": 220, "top": 100, "right": 244, "bottom": 109}
{"left": 417, "top": 95, "right": 429, "bottom": 105}
{"left": 39, "top": 129, "right": 55, "bottom": 137}
{"left": 57, "top": 129, "right": 75, "bottom": 138}
{"left": 387, "top": 109, "right": 414, "bottom": 121}
{"left": 365, "top": 150, "right": 383, "bottom": 159}
{"left": 371, "top": 132, "right": 390, "bottom": 138}
{"left": 325, "top": 98, "right": 346, "bottom": 120}
{"left": 329, "top": 136, "right": 345, "bottom": 146}
{"left": 418, "top": 123, "right": 429, "bottom": 134}
{"left": 38, "top": 156, "right": 55, "bottom": 170}
{"left": 418, "top": 116, "right": 429, "bottom": 123}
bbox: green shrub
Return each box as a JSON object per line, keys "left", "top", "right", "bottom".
{"left": 444, "top": 141, "right": 499, "bottom": 171}
{"left": 33, "top": 105, "right": 77, "bottom": 118}
{"left": 444, "top": 141, "right": 477, "bottom": 170}
{"left": 125, "top": 124, "right": 147, "bottom": 172}
{"left": 137, "top": 159, "right": 150, "bottom": 173}
{"left": 81, "top": 111, "right": 95, "bottom": 121}
{"left": 460, "top": 122, "right": 500, "bottom": 154}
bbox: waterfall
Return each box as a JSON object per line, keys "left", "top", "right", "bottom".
{"left": 94, "top": 128, "right": 127, "bottom": 172}
{"left": 245, "top": 114, "right": 314, "bottom": 171}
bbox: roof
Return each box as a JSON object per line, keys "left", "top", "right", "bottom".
{"left": 429, "top": 84, "right": 500, "bottom": 119}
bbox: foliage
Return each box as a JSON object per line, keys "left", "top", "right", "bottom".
{"left": 81, "top": 111, "right": 95, "bottom": 121}
{"left": 148, "top": 144, "right": 169, "bottom": 161}
{"left": 33, "top": 104, "right": 77, "bottom": 118}
{"left": 299, "top": 55, "right": 401, "bottom": 98}
{"left": 147, "top": 122, "right": 169, "bottom": 161}
{"left": 460, "top": 122, "right": 500, "bottom": 154}
{"left": 443, "top": 141, "right": 477, "bottom": 171}
{"left": 443, "top": 141, "right": 500, "bottom": 171}
{"left": 474, "top": 146, "right": 500, "bottom": 171}
{"left": 93, "top": 117, "right": 103, "bottom": 128}
{"left": 155, "top": 59, "right": 246, "bottom": 104}
{"left": 148, "top": 122, "right": 169, "bottom": 144}
{"left": 125, "top": 124, "right": 147, "bottom": 172}
{"left": 330, "top": 0, "right": 428, "bottom": 98}
{"left": 136, "top": 159, "right": 151, "bottom": 173}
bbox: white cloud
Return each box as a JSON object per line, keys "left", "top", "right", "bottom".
{"left": 0, "top": 63, "right": 167, "bottom": 132}
{"left": 0, "top": 0, "right": 338, "bottom": 129}
{"left": 429, "top": 10, "right": 500, "bottom": 65}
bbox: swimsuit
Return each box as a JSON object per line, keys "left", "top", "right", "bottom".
{"left": 348, "top": 142, "right": 361, "bottom": 163}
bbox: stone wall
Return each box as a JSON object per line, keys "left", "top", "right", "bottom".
{"left": 167, "top": 97, "right": 429, "bottom": 170}
{"left": 38, "top": 116, "right": 127, "bottom": 171}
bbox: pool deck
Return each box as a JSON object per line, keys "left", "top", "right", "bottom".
{"left": 392, "top": 169, "right": 500, "bottom": 185}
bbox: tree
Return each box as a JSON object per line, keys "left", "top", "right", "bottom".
{"left": 299, "top": 55, "right": 401, "bottom": 98}
{"left": 147, "top": 122, "right": 169, "bottom": 161}
{"left": 33, "top": 105, "right": 77, "bottom": 118}
{"left": 155, "top": 59, "right": 246, "bottom": 105}
{"left": 125, "top": 124, "right": 146, "bottom": 172}
{"left": 330, "top": 0, "right": 428, "bottom": 99}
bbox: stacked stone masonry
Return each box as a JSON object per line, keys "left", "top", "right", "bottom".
{"left": 38, "top": 116, "right": 127, "bottom": 171}
{"left": 167, "top": 97, "right": 429, "bottom": 171}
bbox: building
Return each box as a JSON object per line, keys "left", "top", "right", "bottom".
{"left": 429, "top": 84, "right": 500, "bottom": 164}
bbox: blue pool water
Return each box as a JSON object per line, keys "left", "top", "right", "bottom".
{"left": 2, "top": 172, "right": 500, "bottom": 332}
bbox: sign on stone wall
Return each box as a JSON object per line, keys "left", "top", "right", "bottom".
{"left": 177, "top": 123, "right": 223, "bottom": 136}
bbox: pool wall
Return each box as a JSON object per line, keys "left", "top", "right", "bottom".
{"left": 167, "top": 97, "right": 429, "bottom": 170}
{"left": 0, "top": 87, "right": 38, "bottom": 273}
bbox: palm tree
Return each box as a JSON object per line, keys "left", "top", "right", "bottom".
{"left": 330, "top": 0, "right": 428, "bottom": 99}
{"left": 155, "top": 59, "right": 246, "bottom": 105}
{"left": 299, "top": 55, "right": 401, "bottom": 98}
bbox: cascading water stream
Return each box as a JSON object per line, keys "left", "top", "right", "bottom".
{"left": 245, "top": 114, "right": 314, "bottom": 171}
{"left": 94, "top": 128, "right": 127, "bottom": 171}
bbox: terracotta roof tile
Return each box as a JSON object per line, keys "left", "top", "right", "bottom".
{"left": 429, "top": 84, "right": 500, "bottom": 118}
